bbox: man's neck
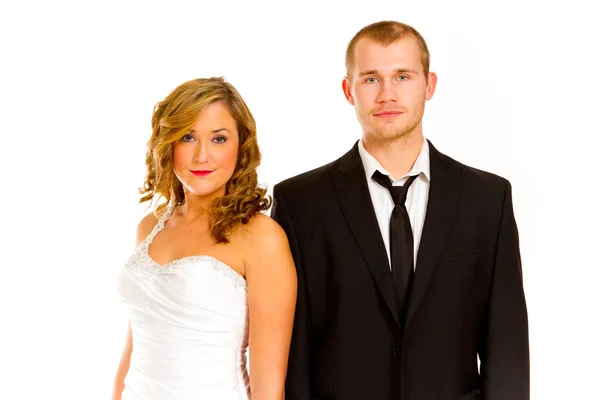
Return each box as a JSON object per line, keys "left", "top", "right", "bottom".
{"left": 362, "top": 132, "right": 424, "bottom": 180}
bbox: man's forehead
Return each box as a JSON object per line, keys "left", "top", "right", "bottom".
{"left": 353, "top": 38, "right": 421, "bottom": 67}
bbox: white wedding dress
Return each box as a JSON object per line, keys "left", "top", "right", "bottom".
{"left": 117, "top": 206, "right": 250, "bottom": 399}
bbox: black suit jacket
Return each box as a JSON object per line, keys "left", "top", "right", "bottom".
{"left": 271, "top": 140, "right": 529, "bottom": 400}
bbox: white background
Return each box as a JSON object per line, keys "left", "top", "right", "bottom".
{"left": 1, "top": 1, "right": 598, "bottom": 399}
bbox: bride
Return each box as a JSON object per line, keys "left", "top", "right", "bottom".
{"left": 112, "top": 77, "right": 297, "bottom": 400}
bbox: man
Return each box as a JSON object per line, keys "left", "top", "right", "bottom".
{"left": 271, "top": 20, "right": 529, "bottom": 400}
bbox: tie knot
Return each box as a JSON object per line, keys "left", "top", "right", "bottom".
{"left": 372, "top": 170, "right": 418, "bottom": 205}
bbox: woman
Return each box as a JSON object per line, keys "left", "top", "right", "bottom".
{"left": 112, "top": 77, "right": 297, "bottom": 400}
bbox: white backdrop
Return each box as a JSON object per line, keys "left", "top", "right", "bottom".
{"left": 1, "top": 1, "right": 598, "bottom": 399}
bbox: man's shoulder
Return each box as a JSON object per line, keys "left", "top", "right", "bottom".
{"left": 273, "top": 159, "right": 338, "bottom": 195}
{"left": 434, "top": 144, "right": 510, "bottom": 190}
{"left": 460, "top": 159, "right": 509, "bottom": 188}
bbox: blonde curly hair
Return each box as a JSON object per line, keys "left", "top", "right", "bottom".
{"left": 139, "top": 77, "right": 271, "bottom": 243}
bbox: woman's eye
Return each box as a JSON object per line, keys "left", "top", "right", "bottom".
{"left": 213, "top": 136, "right": 227, "bottom": 144}
{"left": 181, "top": 134, "right": 195, "bottom": 142}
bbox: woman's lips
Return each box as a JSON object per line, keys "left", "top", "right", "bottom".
{"left": 190, "top": 170, "right": 214, "bottom": 177}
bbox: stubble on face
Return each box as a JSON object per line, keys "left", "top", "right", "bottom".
{"left": 348, "top": 37, "right": 430, "bottom": 149}
{"left": 356, "top": 98, "right": 425, "bottom": 147}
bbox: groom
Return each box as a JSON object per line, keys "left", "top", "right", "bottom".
{"left": 271, "top": 20, "right": 529, "bottom": 400}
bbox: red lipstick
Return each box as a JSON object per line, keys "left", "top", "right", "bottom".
{"left": 190, "top": 170, "right": 214, "bottom": 177}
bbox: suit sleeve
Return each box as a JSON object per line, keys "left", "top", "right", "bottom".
{"left": 270, "top": 184, "right": 312, "bottom": 400}
{"left": 479, "top": 181, "right": 530, "bottom": 400}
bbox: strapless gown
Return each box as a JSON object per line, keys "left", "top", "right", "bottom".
{"left": 117, "top": 206, "right": 250, "bottom": 399}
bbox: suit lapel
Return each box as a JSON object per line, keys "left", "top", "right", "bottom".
{"left": 330, "top": 142, "right": 401, "bottom": 328}
{"left": 405, "top": 140, "right": 462, "bottom": 328}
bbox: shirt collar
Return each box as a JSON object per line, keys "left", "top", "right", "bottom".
{"left": 358, "top": 137, "right": 431, "bottom": 183}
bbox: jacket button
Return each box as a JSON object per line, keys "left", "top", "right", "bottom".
{"left": 392, "top": 347, "right": 401, "bottom": 356}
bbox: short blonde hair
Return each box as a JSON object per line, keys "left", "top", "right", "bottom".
{"left": 345, "top": 20, "right": 431, "bottom": 79}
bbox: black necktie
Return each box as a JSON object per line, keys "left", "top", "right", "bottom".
{"left": 372, "top": 170, "right": 419, "bottom": 323}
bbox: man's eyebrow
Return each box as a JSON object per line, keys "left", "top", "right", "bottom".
{"left": 358, "top": 68, "right": 419, "bottom": 76}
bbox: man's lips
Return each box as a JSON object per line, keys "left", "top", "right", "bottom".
{"left": 190, "top": 170, "right": 214, "bottom": 176}
{"left": 374, "top": 110, "right": 403, "bottom": 117}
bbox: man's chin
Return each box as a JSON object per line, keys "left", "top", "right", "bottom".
{"left": 372, "top": 127, "right": 408, "bottom": 140}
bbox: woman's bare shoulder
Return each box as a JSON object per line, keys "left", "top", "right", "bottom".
{"left": 135, "top": 207, "right": 165, "bottom": 246}
{"left": 238, "top": 213, "right": 291, "bottom": 265}
{"left": 243, "top": 213, "right": 288, "bottom": 244}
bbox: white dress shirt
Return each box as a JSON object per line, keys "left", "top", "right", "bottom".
{"left": 358, "top": 138, "right": 430, "bottom": 270}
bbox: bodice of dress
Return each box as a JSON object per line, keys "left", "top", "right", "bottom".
{"left": 117, "top": 206, "right": 250, "bottom": 399}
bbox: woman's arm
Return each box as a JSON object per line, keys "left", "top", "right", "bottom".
{"left": 112, "top": 211, "right": 158, "bottom": 399}
{"left": 244, "top": 214, "right": 298, "bottom": 400}
{"left": 111, "top": 323, "right": 132, "bottom": 400}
